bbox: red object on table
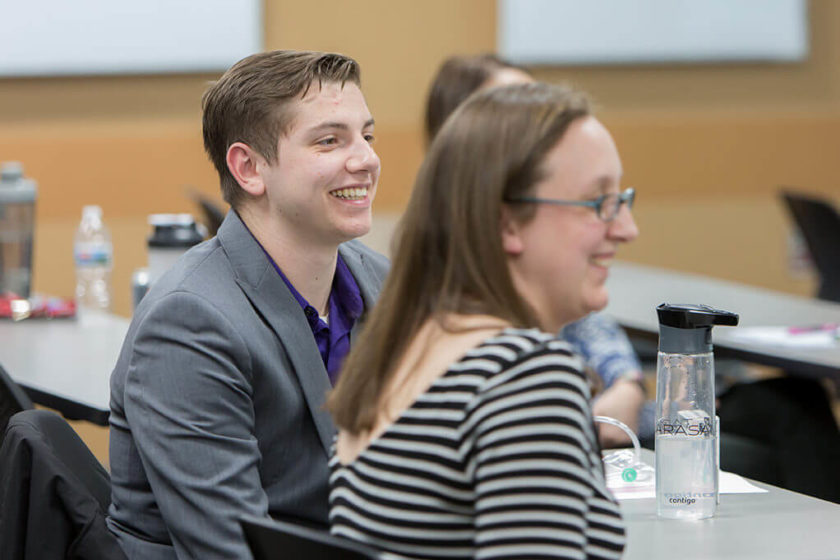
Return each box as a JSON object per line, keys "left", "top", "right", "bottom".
{"left": 0, "top": 293, "right": 76, "bottom": 320}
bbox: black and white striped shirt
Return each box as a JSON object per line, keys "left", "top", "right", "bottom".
{"left": 329, "top": 328, "right": 625, "bottom": 559}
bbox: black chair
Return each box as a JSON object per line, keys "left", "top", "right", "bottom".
{"left": 0, "top": 364, "right": 34, "bottom": 442}
{"left": 185, "top": 188, "right": 227, "bottom": 237}
{"left": 780, "top": 189, "right": 840, "bottom": 302}
{"left": 0, "top": 409, "right": 126, "bottom": 559}
{"left": 241, "top": 515, "right": 383, "bottom": 560}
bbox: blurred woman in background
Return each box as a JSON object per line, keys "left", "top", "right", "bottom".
{"left": 426, "top": 53, "right": 650, "bottom": 449}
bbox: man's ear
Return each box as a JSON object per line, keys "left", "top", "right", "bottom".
{"left": 500, "top": 205, "right": 525, "bottom": 256}
{"left": 226, "top": 142, "right": 266, "bottom": 197}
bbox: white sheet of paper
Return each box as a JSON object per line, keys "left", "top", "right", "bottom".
{"left": 726, "top": 326, "right": 838, "bottom": 348}
{"left": 719, "top": 470, "right": 769, "bottom": 494}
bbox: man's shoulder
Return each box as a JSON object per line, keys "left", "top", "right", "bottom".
{"left": 152, "top": 237, "right": 235, "bottom": 297}
{"left": 129, "top": 237, "right": 255, "bottom": 331}
{"left": 114, "top": 238, "right": 263, "bottom": 383}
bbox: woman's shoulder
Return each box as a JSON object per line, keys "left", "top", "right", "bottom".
{"left": 484, "top": 327, "right": 581, "bottom": 364}
{"left": 468, "top": 327, "right": 587, "bottom": 390}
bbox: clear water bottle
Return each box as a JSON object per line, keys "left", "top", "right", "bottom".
{"left": 655, "top": 303, "right": 738, "bottom": 520}
{"left": 74, "top": 205, "right": 113, "bottom": 319}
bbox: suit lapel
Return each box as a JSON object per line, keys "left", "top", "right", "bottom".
{"left": 339, "top": 241, "right": 385, "bottom": 340}
{"left": 217, "top": 212, "right": 335, "bottom": 454}
{"left": 216, "top": 214, "right": 387, "bottom": 455}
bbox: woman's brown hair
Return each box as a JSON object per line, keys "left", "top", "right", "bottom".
{"left": 424, "top": 54, "right": 528, "bottom": 145}
{"left": 328, "top": 82, "right": 591, "bottom": 435}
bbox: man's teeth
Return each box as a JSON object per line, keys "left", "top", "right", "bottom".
{"left": 331, "top": 187, "right": 367, "bottom": 200}
{"left": 591, "top": 257, "right": 612, "bottom": 267}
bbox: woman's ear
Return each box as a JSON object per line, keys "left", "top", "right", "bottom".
{"left": 500, "top": 205, "right": 525, "bottom": 256}
{"left": 226, "top": 142, "right": 266, "bottom": 197}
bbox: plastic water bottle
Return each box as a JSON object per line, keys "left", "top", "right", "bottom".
{"left": 74, "top": 205, "right": 113, "bottom": 320}
{"left": 0, "top": 162, "right": 37, "bottom": 299}
{"left": 655, "top": 356, "right": 717, "bottom": 520}
{"left": 654, "top": 303, "right": 738, "bottom": 520}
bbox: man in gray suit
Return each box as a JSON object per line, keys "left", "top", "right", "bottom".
{"left": 107, "top": 50, "right": 388, "bottom": 559}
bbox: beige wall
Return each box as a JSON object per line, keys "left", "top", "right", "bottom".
{"left": 2, "top": 0, "right": 839, "bottom": 321}
{"left": 537, "top": 0, "right": 840, "bottom": 297}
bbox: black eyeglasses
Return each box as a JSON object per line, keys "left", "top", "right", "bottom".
{"left": 505, "top": 187, "right": 635, "bottom": 222}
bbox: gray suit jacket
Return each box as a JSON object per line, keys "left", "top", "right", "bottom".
{"left": 107, "top": 211, "right": 389, "bottom": 560}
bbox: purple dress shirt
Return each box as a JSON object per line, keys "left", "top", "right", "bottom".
{"left": 272, "top": 255, "right": 362, "bottom": 385}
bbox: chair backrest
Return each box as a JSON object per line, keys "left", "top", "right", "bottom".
{"left": 241, "top": 515, "right": 383, "bottom": 560}
{"left": 185, "top": 188, "right": 226, "bottom": 237}
{"left": 780, "top": 189, "right": 840, "bottom": 302}
{"left": 0, "top": 409, "right": 125, "bottom": 559}
{"left": 0, "top": 364, "right": 34, "bottom": 441}
{"left": 16, "top": 408, "right": 112, "bottom": 509}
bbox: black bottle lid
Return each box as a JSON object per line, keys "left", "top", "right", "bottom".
{"left": 147, "top": 214, "right": 204, "bottom": 248}
{"left": 656, "top": 303, "right": 739, "bottom": 354}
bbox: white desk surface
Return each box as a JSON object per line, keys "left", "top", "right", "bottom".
{"left": 622, "top": 449, "right": 840, "bottom": 559}
{"left": 3, "top": 262, "right": 839, "bottom": 423}
{"left": 0, "top": 314, "right": 128, "bottom": 424}
{"left": 605, "top": 261, "right": 840, "bottom": 379}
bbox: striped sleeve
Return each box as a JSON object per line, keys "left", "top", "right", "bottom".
{"left": 466, "top": 340, "right": 625, "bottom": 560}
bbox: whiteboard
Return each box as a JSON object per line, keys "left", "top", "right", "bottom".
{"left": 0, "top": 0, "right": 262, "bottom": 76}
{"left": 499, "top": 0, "right": 808, "bottom": 65}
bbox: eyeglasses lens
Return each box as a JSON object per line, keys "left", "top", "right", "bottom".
{"left": 601, "top": 189, "right": 634, "bottom": 222}
{"left": 600, "top": 193, "right": 619, "bottom": 221}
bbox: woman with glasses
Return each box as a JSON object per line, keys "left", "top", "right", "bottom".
{"left": 424, "top": 53, "right": 650, "bottom": 449}
{"left": 327, "top": 82, "right": 636, "bottom": 559}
